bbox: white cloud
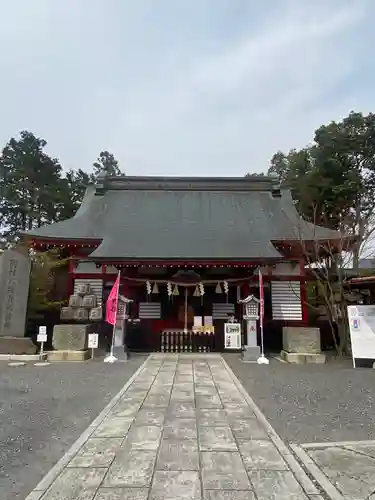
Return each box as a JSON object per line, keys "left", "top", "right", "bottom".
{"left": 0, "top": 0, "right": 373, "bottom": 175}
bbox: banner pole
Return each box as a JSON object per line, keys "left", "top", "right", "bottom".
{"left": 257, "top": 269, "right": 269, "bottom": 365}
{"left": 104, "top": 271, "right": 121, "bottom": 363}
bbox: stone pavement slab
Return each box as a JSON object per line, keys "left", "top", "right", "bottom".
{"left": 293, "top": 440, "right": 375, "bottom": 499}
{"left": 26, "top": 354, "right": 321, "bottom": 500}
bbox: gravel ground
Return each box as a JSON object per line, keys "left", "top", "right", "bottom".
{"left": 0, "top": 354, "right": 147, "bottom": 500}
{"left": 225, "top": 354, "right": 375, "bottom": 445}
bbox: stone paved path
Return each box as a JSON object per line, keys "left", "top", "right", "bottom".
{"left": 26, "top": 355, "right": 322, "bottom": 500}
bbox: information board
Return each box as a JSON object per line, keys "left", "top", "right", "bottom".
{"left": 347, "top": 305, "right": 375, "bottom": 366}
{"left": 224, "top": 323, "right": 241, "bottom": 350}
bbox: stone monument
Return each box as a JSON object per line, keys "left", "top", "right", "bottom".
{"left": 0, "top": 249, "right": 36, "bottom": 354}
{"left": 49, "top": 283, "right": 100, "bottom": 361}
{"left": 280, "top": 327, "right": 326, "bottom": 364}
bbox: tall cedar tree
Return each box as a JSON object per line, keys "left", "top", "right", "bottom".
{"left": 0, "top": 131, "right": 65, "bottom": 246}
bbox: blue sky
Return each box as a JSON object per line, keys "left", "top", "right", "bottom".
{"left": 0, "top": 0, "right": 374, "bottom": 176}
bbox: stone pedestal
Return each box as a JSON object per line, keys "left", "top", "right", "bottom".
{"left": 281, "top": 327, "right": 326, "bottom": 364}
{"left": 113, "top": 346, "right": 128, "bottom": 361}
{"left": 280, "top": 350, "right": 326, "bottom": 364}
{"left": 242, "top": 319, "right": 260, "bottom": 362}
{"left": 47, "top": 350, "right": 90, "bottom": 361}
{"left": 111, "top": 316, "right": 128, "bottom": 361}
{"left": 0, "top": 336, "right": 36, "bottom": 355}
{"left": 242, "top": 346, "right": 261, "bottom": 362}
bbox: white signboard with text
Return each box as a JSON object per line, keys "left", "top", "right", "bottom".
{"left": 348, "top": 305, "right": 375, "bottom": 366}
{"left": 37, "top": 326, "right": 47, "bottom": 343}
{"left": 224, "top": 323, "right": 241, "bottom": 350}
{"left": 88, "top": 333, "right": 99, "bottom": 349}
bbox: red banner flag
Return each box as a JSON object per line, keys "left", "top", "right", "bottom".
{"left": 106, "top": 274, "right": 120, "bottom": 325}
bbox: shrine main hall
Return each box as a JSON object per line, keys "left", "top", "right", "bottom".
{"left": 26, "top": 175, "right": 340, "bottom": 352}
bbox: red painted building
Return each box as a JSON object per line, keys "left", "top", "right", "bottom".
{"left": 25, "top": 175, "right": 342, "bottom": 352}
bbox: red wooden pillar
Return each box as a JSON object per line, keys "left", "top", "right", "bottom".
{"left": 300, "top": 259, "right": 309, "bottom": 325}
{"left": 67, "top": 250, "right": 75, "bottom": 299}
{"left": 242, "top": 281, "right": 250, "bottom": 298}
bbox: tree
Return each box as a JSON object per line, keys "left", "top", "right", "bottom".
{"left": 0, "top": 131, "right": 65, "bottom": 246}
{"left": 27, "top": 248, "right": 69, "bottom": 321}
{"left": 92, "top": 150, "right": 123, "bottom": 177}
{"left": 58, "top": 169, "right": 95, "bottom": 220}
{"left": 268, "top": 111, "right": 375, "bottom": 270}
{"left": 244, "top": 172, "right": 266, "bottom": 177}
{"left": 313, "top": 112, "right": 375, "bottom": 269}
{"left": 292, "top": 214, "right": 355, "bottom": 354}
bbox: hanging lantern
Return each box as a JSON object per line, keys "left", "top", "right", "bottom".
{"left": 173, "top": 284, "right": 179, "bottom": 296}
{"left": 199, "top": 283, "right": 205, "bottom": 296}
{"left": 146, "top": 281, "right": 152, "bottom": 295}
{"left": 215, "top": 282, "right": 222, "bottom": 294}
{"left": 193, "top": 285, "right": 200, "bottom": 297}
{"left": 152, "top": 283, "right": 159, "bottom": 294}
{"left": 167, "top": 282, "right": 172, "bottom": 296}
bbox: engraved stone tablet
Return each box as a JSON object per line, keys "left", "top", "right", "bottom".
{"left": 0, "top": 249, "right": 31, "bottom": 337}
{"left": 60, "top": 307, "right": 74, "bottom": 321}
{"left": 52, "top": 324, "right": 91, "bottom": 350}
{"left": 82, "top": 295, "right": 97, "bottom": 309}
{"left": 69, "top": 295, "right": 83, "bottom": 308}
{"left": 76, "top": 283, "right": 91, "bottom": 296}
{"left": 73, "top": 307, "right": 89, "bottom": 321}
{"left": 89, "top": 306, "right": 102, "bottom": 321}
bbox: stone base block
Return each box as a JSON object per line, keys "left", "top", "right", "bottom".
{"left": 112, "top": 346, "right": 128, "bottom": 361}
{"left": 0, "top": 337, "right": 37, "bottom": 355}
{"left": 282, "top": 327, "right": 321, "bottom": 354}
{"left": 0, "top": 353, "right": 47, "bottom": 361}
{"left": 242, "top": 346, "right": 261, "bottom": 362}
{"left": 52, "top": 324, "right": 94, "bottom": 351}
{"left": 47, "top": 350, "right": 90, "bottom": 362}
{"left": 280, "top": 350, "right": 326, "bottom": 364}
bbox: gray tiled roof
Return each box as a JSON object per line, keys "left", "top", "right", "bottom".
{"left": 25, "top": 176, "right": 341, "bottom": 260}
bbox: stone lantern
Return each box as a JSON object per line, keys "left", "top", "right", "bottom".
{"left": 239, "top": 294, "right": 261, "bottom": 362}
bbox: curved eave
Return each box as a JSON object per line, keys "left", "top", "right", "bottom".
{"left": 347, "top": 276, "right": 375, "bottom": 286}
{"left": 85, "top": 257, "right": 285, "bottom": 265}
{"left": 26, "top": 236, "right": 102, "bottom": 247}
